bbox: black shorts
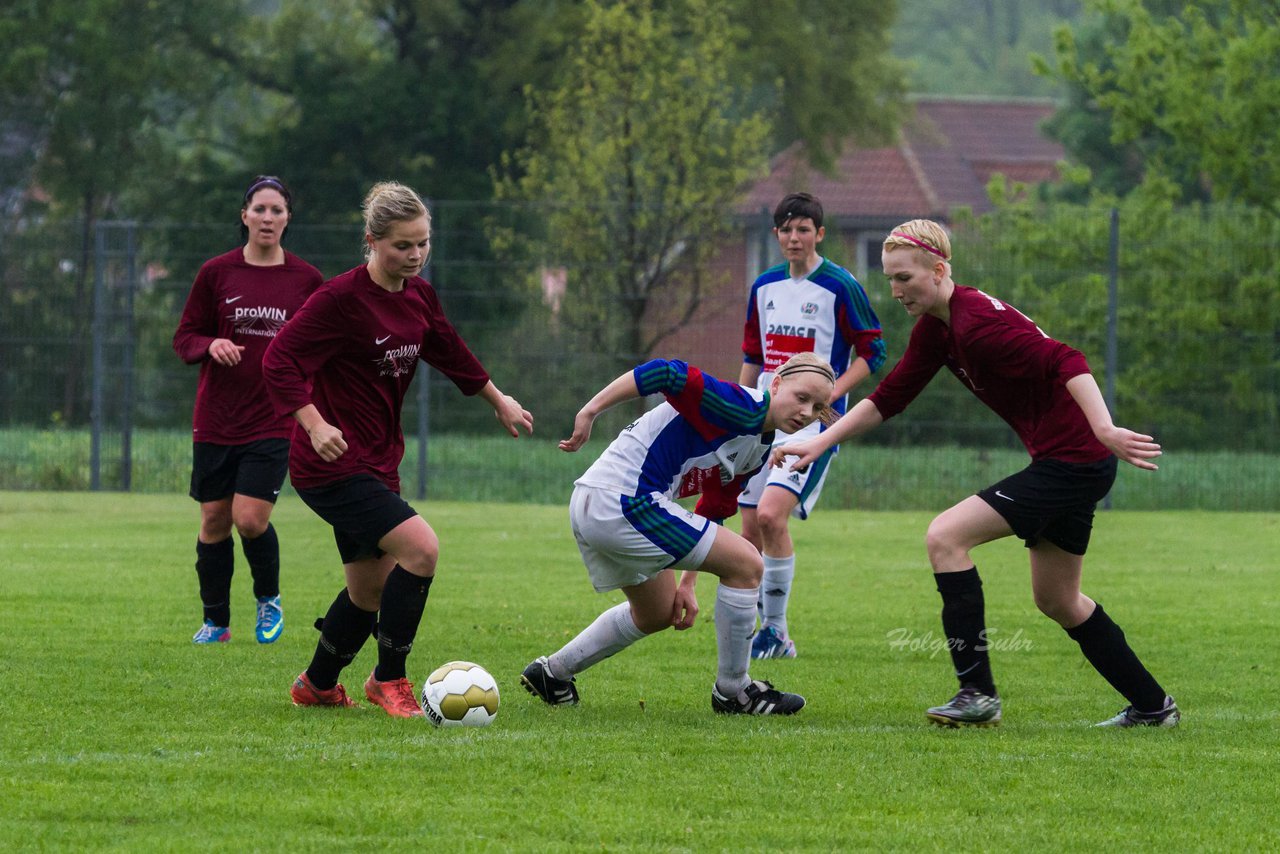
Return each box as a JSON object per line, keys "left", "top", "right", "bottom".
{"left": 189, "top": 439, "right": 290, "bottom": 503}
{"left": 977, "top": 456, "right": 1118, "bottom": 556}
{"left": 296, "top": 475, "right": 418, "bottom": 564}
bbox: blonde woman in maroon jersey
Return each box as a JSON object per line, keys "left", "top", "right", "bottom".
{"left": 174, "top": 175, "right": 323, "bottom": 647}
{"left": 773, "top": 219, "right": 1178, "bottom": 729}
{"left": 264, "top": 181, "right": 532, "bottom": 718}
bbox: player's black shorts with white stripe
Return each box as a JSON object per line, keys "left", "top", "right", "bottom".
{"left": 189, "top": 438, "right": 290, "bottom": 503}
{"left": 296, "top": 474, "right": 418, "bottom": 563}
{"left": 977, "top": 455, "right": 1118, "bottom": 556}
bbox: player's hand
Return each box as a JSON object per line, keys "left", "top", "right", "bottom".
{"left": 769, "top": 438, "right": 823, "bottom": 472}
{"left": 1097, "top": 424, "right": 1162, "bottom": 471}
{"left": 558, "top": 409, "right": 596, "bottom": 452}
{"left": 208, "top": 338, "right": 245, "bottom": 366}
{"left": 670, "top": 580, "right": 699, "bottom": 630}
{"left": 494, "top": 394, "right": 533, "bottom": 438}
{"left": 307, "top": 421, "right": 348, "bottom": 462}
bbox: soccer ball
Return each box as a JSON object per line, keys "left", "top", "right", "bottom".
{"left": 420, "top": 661, "right": 500, "bottom": 728}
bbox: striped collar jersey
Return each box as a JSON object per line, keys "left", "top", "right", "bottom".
{"left": 574, "top": 359, "right": 777, "bottom": 521}
{"left": 742, "top": 257, "right": 887, "bottom": 417}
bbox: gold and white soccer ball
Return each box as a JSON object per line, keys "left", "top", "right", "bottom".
{"left": 420, "top": 661, "right": 500, "bottom": 727}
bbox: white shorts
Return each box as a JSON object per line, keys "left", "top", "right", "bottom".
{"left": 570, "top": 484, "right": 718, "bottom": 593}
{"left": 737, "top": 421, "right": 835, "bottom": 521}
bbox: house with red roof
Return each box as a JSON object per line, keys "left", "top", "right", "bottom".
{"left": 650, "top": 96, "right": 1067, "bottom": 377}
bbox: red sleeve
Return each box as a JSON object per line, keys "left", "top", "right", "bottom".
{"left": 172, "top": 262, "right": 219, "bottom": 364}
{"left": 417, "top": 285, "right": 490, "bottom": 395}
{"left": 867, "top": 319, "right": 947, "bottom": 421}
{"left": 262, "top": 287, "right": 346, "bottom": 418}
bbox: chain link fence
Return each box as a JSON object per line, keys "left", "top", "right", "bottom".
{"left": 2, "top": 202, "right": 1277, "bottom": 509}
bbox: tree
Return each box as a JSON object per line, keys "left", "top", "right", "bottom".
{"left": 494, "top": 0, "right": 772, "bottom": 377}
{"left": 729, "top": 0, "right": 907, "bottom": 168}
{"left": 1043, "top": 0, "right": 1280, "bottom": 214}
{"left": 0, "top": 0, "right": 247, "bottom": 422}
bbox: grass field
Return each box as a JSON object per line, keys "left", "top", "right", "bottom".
{"left": 2, "top": 492, "right": 1277, "bottom": 851}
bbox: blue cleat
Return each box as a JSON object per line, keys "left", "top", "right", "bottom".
{"left": 750, "top": 624, "right": 797, "bottom": 659}
{"left": 193, "top": 619, "right": 230, "bottom": 644}
{"left": 255, "top": 595, "right": 284, "bottom": 644}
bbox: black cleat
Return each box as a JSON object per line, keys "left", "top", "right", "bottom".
{"left": 520, "top": 656, "right": 579, "bottom": 706}
{"left": 711, "top": 679, "right": 805, "bottom": 715}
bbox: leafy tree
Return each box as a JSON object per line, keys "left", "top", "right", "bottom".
{"left": 0, "top": 0, "right": 247, "bottom": 422}
{"left": 730, "top": 0, "right": 908, "bottom": 168}
{"left": 494, "top": 0, "right": 772, "bottom": 378}
{"left": 1043, "top": 0, "right": 1280, "bottom": 213}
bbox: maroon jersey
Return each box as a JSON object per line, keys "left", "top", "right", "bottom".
{"left": 263, "top": 264, "right": 490, "bottom": 491}
{"left": 867, "top": 285, "right": 1108, "bottom": 463}
{"left": 173, "top": 248, "right": 323, "bottom": 444}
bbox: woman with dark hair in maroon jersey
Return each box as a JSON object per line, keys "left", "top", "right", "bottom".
{"left": 174, "top": 175, "right": 323, "bottom": 647}
{"left": 774, "top": 218, "right": 1178, "bottom": 730}
{"left": 264, "top": 181, "right": 533, "bottom": 718}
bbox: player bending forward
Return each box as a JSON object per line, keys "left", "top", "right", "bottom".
{"left": 521, "top": 353, "right": 837, "bottom": 715}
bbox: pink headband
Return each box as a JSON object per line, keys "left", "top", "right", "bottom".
{"left": 890, "top": 232, "right": 947, "bottom": 260}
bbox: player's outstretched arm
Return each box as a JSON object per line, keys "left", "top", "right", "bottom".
{"left": 558, "top": 370, "right": 642, "bottom": 452}
{"left": 771, "top": 397, "right": 884, "bottom": 471}
{"left": 1066, "top": 374, "right": 1162, "bottom": 470}
{"left": 478, "top": 381, "right": 533, "bottom": 438}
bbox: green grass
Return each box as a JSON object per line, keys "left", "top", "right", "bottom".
{"left": 3, "top": 429, "right": 1280, "bottom": 510}
{"left": 0, "top": 494, "right": 1277, "bottom": 851}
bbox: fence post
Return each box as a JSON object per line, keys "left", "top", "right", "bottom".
{"left": 121, "top": 222, "right": 137, "bottom": 491}
{"left": 90, "top": 220, "right": 106, "bottom": 491}
{"left": 1104, "top": 207, "right": 1119, "bottom": 509}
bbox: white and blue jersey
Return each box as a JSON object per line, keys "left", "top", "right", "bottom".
{"left": 576, "top": 359, "right": 775, "bottom": 516}
{"left": 742, "top": 257, "right": 886, "bottom": 417}
{"left": 573, "top": 360, "right": 774, "bottom": 575}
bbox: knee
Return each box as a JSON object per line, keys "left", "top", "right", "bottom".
{"left": 398, "top": 538, "right": 439, "bottom": 577}
{"left": 924, "top": 518, "right": 954, "bottom": 564}
{"left": 727, "top": 549, "right": 764, "bottom": 588}
{"left": 755, "top": 505, "right": 790, "bottom": 543}
{"left": 1033, "top": 591, "right": 1076, "bottom": 626}
{"left": 233, "top": 514, "right": 270, "bottom": 540}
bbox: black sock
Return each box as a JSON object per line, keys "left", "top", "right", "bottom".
{"left": 1066, "top": 603, "right": 1166, "bottom": 712}
{"left": 241, "top": 523, "right": 280, "bottom": 599}
{"left": 307, "top": 589, "right": 377, "bottom": 691}
{"left": 195, "top": 537, "right": 234, "bottom": 627}
{"left": 374, "top": 566, "right": 433, "bottom": 682}
{"left": 936, "top": 567, "right": 997, "bottom": 697}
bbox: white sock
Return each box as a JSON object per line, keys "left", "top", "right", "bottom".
{"left": 760, "top": 554, "right": 795, "bottom": 636}
{"left": 715, "top": 584, "right": 759, "bottom": 697}
{"left": 547, "top": 602, "right": 645, "bottom": 679}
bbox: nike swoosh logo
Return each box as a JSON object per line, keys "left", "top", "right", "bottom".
{"left": 375, "top": 335, "right": 391, "bottom": 345}
{"left": 225, "top": 296, "right": 243, "bottom": 304}
{"left": 260, "top": 620, "right": 283, "bottom": 641}
{"left": 995, "top": 490, "right": 1014, "bottom": 501}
